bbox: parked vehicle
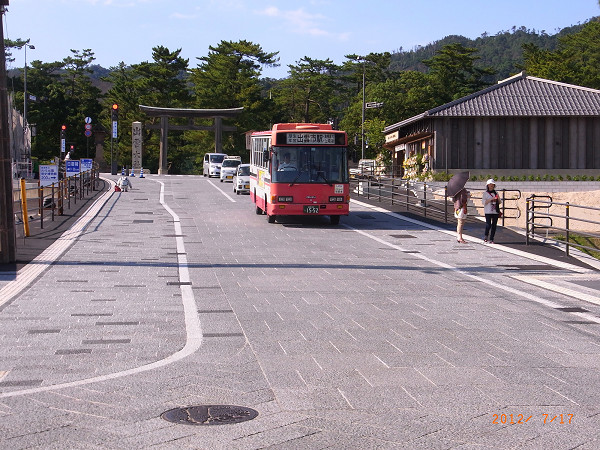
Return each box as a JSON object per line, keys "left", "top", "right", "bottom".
{"left": 233, "top": 164, "right": 250, "bottom": 194}
{"left": 349, "top": 159, "right": 376, "bottom": 178}
{"left": 203, "top": 153, "right": 227, "bottom": 178}
{"left": 220, "top": 158, "right": 242, "bottom": 182}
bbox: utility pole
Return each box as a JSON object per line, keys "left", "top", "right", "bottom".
{"left": 0, "top": 0, "right": 17, "bottom": 263}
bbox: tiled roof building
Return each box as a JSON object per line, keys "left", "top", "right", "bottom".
{"left": 384, "top": 72, "right": 600, "bottom": 172}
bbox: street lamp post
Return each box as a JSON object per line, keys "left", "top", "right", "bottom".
{"left": 23, "top": 42, "right": 34, "bottom": 137}
{"left": 357, "top": 57, "right": 366, "bottom": 160}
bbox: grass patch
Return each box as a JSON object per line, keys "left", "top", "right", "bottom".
{"left": 555, "top": 234, "right": 600, "bottom": 260}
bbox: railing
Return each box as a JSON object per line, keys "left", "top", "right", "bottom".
{"left": 350, "top": 173, "right": 521, "bottom": 224}
{"left": 13, "top": 168, "right": 101, "bottom": 237}
{"left": 526, "top": 195, "right": 600, "bottom": 257}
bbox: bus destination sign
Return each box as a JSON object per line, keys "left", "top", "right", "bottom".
{"left": 286, "top": 133, "right": 336, "bottom": 145}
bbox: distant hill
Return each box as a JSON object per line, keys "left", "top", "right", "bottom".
{"left": 389, "top": 21, "right": 591, "bottom": 82}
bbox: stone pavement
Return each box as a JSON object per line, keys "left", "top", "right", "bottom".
{"left": 0, "top": 174, "right": 599, "bottom": 449}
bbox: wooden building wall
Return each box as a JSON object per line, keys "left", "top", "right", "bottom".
{"left": 431, "top": 116, "right": 600, "bottom": 170}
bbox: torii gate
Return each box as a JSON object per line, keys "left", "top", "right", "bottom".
{"left": 139, "top": 105, "right": 244, "bottom": 174}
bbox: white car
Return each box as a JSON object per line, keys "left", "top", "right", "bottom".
{"left": 233, "top": 164, "right": 250, "bottom": 194}
{"left": 220, "top": 158, "right": 242, "bottom": 182}
{"left": 203, "top": 153, "right": 227, "bottom": 178}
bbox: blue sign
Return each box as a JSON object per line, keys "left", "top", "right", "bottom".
{"left": 80, "top": 158, "right": 93, "bottom": 172}
{"left": 66, "top": 160, "right": 81, "bottom": 178}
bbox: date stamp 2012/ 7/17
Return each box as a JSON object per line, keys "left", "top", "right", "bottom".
{"left": 492, "top": 413, "right": 573, "bottom": 425}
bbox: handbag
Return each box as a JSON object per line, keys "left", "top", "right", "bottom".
{"left": 454, "top": 208, "right": 466, "bottom": 219}
{"left": 495, "top": 202, "right": 502, "bottom": 217}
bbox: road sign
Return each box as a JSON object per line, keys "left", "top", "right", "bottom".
{"left": 85, "top": 117, "right": 92, "bottom": 124}
{"left": 81, "top": 158, "right": 93, "bottom": 172}
{"left": 365, "top": 101, "right": 384, "bottom": 109}
{"left": 39, "top": 165, "right": 59, "bottom": 187}
{"left": 112, "top": 121, "right": 118, "bottom": 139}
{"left": 85, "top": 124, "right": 92, "bottom": 130}
{"left": 66, "top": 160, "right": 81, "bottom": 177}
{"left": 84, "top": 130, "right": 92, "bottom": 137}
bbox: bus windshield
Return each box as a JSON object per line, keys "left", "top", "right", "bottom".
{"left": 271, "top": 146, "right": 348, "bottom": 184}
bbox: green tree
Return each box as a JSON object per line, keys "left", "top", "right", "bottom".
{"left": 190, "top": 40, "right": 279, "bottom": 158}
{"left": 23, "top": 60, "right": 67, "bottom": 161}
{"left": 523, "top": 20, "right": 600, "bottom": 89}
{"left": 423, "top": 42, "right": 495, "bottom": 103}
{"left": 61, "top": 49, "right": 103, "bottom": 159}
{"left": 274, "top": 57, "right": 339, "bottom": 123}
{"left": 103, "top": 46, "right": 191, "bottom": 172}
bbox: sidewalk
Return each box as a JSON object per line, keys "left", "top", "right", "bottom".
{"left": 350, "top": 193, "right": 599, "bottom": 272}
{"left": 5, "top": 178, "right": 111, "bottom": 272}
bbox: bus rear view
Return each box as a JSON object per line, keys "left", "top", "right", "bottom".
{"left": 250, "top": 123, "right": 349, "bottom": 225}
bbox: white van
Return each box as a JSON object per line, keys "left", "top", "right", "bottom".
{"left": 203, "top": 153, "right": 228, "bottom": 178}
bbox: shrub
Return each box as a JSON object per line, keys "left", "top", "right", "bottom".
{"left": 550, "top": 175, "right": 555, "bottom": 181}
{"left": 567, "top": 175, "right": 572, "bottom": 180}
{"left": 582, "top": 175, "right": 588, "bottom": 181}
{"left": 558, "top": 175, "right": 563, "bottom": 181}
{"left": 529, "top": 175, "right": 534, "bottom": 181}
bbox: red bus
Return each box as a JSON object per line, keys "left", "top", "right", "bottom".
{"left": 250, "top": 123, "right": 350, "bottom": 225}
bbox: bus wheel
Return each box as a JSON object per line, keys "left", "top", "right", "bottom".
{"left": 330, "top": 215, "right": 340, "bottom": 225}
{"left": 255, "top": 205, "right": 262, "bottom": 215}
{"left": 267, "top": 214, "right": 276, "bottom": 224}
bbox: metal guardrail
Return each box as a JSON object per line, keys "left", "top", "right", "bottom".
{"left": 526, "top": 195, "right": 600, "bottom": 257}
{"left": 350, "top": 174, "right": 521, "bottom": 225}
{"left": 13, "top": 168, "right": 100, "bottom": 237}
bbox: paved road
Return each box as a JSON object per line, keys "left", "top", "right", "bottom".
{"left": 1, "top": 174, "right": 600, "bottom": 449}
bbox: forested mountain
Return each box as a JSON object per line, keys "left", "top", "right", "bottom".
{"left": 390, "top": 22, "right": 589, "bottom": 81}
{"left": 12, "top": 16, "right": 600, "bottom": 173}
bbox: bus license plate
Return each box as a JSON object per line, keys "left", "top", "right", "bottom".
{"left": 304, "top": 205, "right": 319, "bottom": 214}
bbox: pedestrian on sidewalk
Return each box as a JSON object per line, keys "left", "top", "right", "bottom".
{"left": 453, "top": 188, "right": 470, "bottom": 244}
{"left": 117, "top": 175, "right": 132, "bottom": 192}
{"left": 482, "top": 178, "right": 501, "bottom": 243}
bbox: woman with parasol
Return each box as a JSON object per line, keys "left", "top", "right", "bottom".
{"left": 447, "top": 172, "right": 470, "bottom": 244}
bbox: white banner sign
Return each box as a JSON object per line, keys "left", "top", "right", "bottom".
{"left": 39, "top": 165, "right": 59, "bottom": 187}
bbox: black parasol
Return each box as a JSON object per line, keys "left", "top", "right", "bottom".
{"left": 446, "top": 171, "right": 470, "bottom": 197}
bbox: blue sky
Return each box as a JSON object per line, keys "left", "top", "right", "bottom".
{"left": 6, "top": 0, "right": 600, "bottom": 79}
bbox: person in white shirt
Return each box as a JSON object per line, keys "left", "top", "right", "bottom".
{"left": 278, "top": 153, "right": 295, "bottom": 171}
{"left": 117, "top": 176, "right": 132, "bottom": 192}
{"left": 482, "top": 179, "right": 500, "bottom": 243}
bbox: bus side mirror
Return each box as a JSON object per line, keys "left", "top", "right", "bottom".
{"left": 263, "top": 149, "right": 270, "bottom": 161}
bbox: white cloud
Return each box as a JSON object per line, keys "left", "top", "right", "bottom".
{"left": 170, "top": 12, "right": 197, "bottom": 20}
{"left": 255, "top": 6, "right": 348, "bottom": 41}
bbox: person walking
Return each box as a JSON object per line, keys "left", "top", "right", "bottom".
{"left": 482, "top": 178, "right": 501, "bottom": 243}
{"left": 453, "top": 187, "right": 470, "bottom": 244}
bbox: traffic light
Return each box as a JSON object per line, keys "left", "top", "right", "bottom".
{"left": 111, "top": 103, "right": 118, "bottom": 121}
{"left": 60, "top": 124, "right": 66, "bottom": 140}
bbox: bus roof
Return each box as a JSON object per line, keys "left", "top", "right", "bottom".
{"left": 251, "top": 123, "right": 344, "bottom": 136}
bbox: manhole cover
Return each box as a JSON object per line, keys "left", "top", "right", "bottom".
{"left": 161, "top": 405, "right": 258, "bottom": 426}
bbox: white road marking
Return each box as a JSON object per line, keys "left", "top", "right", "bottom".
{"left": 0, "top": 179, "right": 203, "bottom": 399}
{"left": 206, "top": 178, "right": 236, "bottom": 202}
